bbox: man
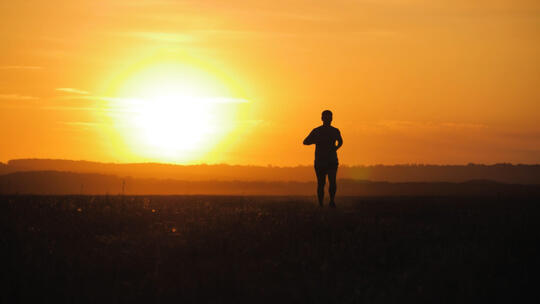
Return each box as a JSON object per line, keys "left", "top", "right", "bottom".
{"left": 303, "top": 110, "right": 343, "bottom": 207}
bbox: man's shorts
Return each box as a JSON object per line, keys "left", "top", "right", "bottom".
{"left": 314, "top": 160, "right": 338, "bottom": 171}
{"left": 314, "top": 161, "right": 338, "bottom": 181}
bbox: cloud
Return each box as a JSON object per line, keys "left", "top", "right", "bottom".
{"left": 123, "top": 32, "right": 194, "bottom": 43}
{"left": 81, "top": 95, "right": 248, "bottom": 104}
{"left": 43, "top": 106, "right": 106, "bottom": 112}
{"left": 350, "top": 120, "right": 489, "bottom": 135}
{"left": 0, "top": 94, "right": 39, "bottom": 100}
{"left": 200, "top": 97, "right": 249, "bottom": 103}
{"left": 60, "top": 121, "right": 103, "bottom": 127}
{"left": 42, "top": 94, "right": 249, "bottom": 116}
{"left": 438, "top": 122, "right": 487, "bottom": 129}
{"left": 0, "top": 66, "right": 43, "bottom": 70}
{"left": 377, "top": 120, "right": 487, "bottom": 130}
{"left": 56, "top": 88, "right": 90, "bottom": 95}
{"left": 112, "top": 0, "right": 178, "bottom": 7}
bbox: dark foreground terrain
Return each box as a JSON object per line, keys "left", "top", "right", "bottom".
{"left": 2, "top": 195, "right": 539, "bottom": 303}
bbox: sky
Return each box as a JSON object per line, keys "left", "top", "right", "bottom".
{"left": 1, "top": 0, "right": 539, "bottom": 166}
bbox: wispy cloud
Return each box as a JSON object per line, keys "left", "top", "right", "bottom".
{"left": 0, "top": 66, "right": 43, "bottom": 70}
{"left": 200, "top": 97, "right": 249, "bottom": 103}
{"left": 57, "top": 121, "right": 107, "bottom": 132}
{"left": 44, "top": 94, "right": 248, "bottom": 115}
{"left": 42, "top": 106, "right": 106, "bottom": 112}
{"left": 0, "top": 94, "right": 39, "bottom": 100}
{"left": 438, "top": 122, "right": 487, "bottom": 129}
{"left": 56, "top": 88, "right": 90, "bottom": 95}
{"left": 377, "top": 120, "right": 487, "bottom": 130}
{"left": 112, "top": 0, "right": 178, "bottom": 7}
{"left": 123, "top": 32, "right": 194, "bottom": 43}
{"left": 350, "top": 120, "right": 489, "bottom": 135}
{"left": 60, "top": 121, "right": 103, "bottom": 127}
{"left": 80, "top": 95, "right": 249, "bottom": 104}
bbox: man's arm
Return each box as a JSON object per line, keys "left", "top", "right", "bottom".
{"left": 335, "top": 130, "right": 343, "bottom": 150}
{"left": 303, "top": 129, "right": 316, "bottom": 145}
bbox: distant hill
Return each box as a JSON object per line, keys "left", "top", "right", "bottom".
{"left": 2, "top": 159, "right": 540, "bottom": 184}
{"left": 1, "top": 171, "right": 539, "bottom": 196}
{"left": 0, "top": 162, "right": 8, "bottom": 175}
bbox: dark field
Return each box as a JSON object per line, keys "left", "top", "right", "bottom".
{"left": 2, "top": 195, "right": 539, "bottom": 303}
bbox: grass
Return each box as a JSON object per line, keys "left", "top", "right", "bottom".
{"left": 2, "top": 195, "right": 539, "bottom": 303}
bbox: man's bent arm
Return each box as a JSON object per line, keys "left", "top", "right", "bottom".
{"left": 335, "top": 131, "right": 343, "bottom": 150}
{"left": 303, "top": 130, "right": 316, "bottom": 145}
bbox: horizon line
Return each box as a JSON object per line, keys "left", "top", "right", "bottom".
{"left": 3, "top": 158, "right": 539, "bottom": 167}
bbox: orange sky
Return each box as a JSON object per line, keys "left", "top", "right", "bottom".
{"left": 1, "top": 0, "right": 539, "bottom": 166}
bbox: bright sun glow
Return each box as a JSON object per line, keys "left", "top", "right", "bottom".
{"left": 106, "top": 61, "right": 246, "bottom": 163}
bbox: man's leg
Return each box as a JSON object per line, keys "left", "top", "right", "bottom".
{"left": 328, "top": 167, "right": 337, "bottom": 207}
{"left": 315, "top": 166, "right": 326, "bottom": 206}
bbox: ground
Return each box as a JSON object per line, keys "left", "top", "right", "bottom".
{"left": 2, "top": 195, "right": 539, "bottom": 303}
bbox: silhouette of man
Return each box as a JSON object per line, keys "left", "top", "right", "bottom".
{"left": 303, "top": 110, "right": 343, "bottom": 207}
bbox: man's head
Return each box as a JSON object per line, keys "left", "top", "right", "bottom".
{"left": 321, "top": 110, "right": 333, "bottom": 125}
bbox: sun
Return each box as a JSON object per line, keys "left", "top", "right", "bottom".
{"left": 105, "top": 61, "right": 245, "bottom": 163}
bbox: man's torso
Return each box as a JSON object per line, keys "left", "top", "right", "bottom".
{"left": 311, "top": 125, "right": 340, "bottom": 167}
